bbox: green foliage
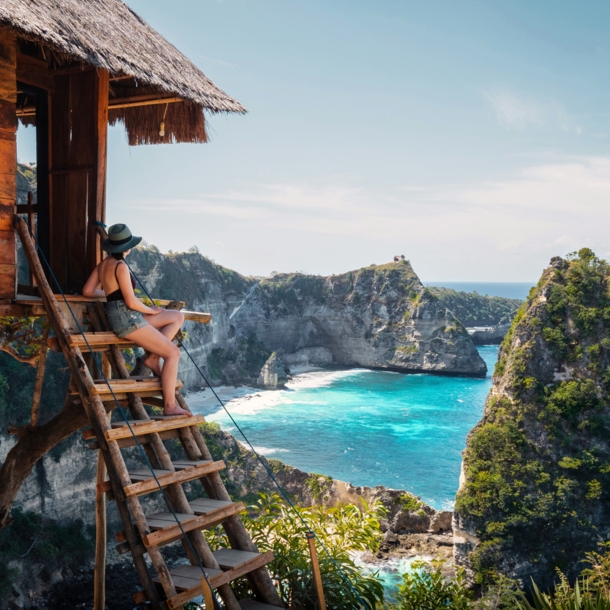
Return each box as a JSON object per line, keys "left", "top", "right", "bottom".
{"left": 305, "top": 473, "right": 333, "bottom": 501}
{"left": 397, "top": 494, "right": 424, "bottom": 512}
{"left": 392, "top": 559, "right": 472, "bottom": 610}
{"left": 204, "top": 493, "right": 385, "bottom": 609}
{"left": 457, "top": 250, "right": 610, "bottom": 588}
{"left": 428, "top": 287, "right": 522, "bottom": 327}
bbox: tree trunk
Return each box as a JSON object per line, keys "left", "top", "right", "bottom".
{"left": 0, "top": 394, "right": 90, "bottom": 528}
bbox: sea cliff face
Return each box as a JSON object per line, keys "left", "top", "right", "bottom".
{"left": 454, "top": 250, "right": 610, "bottom": 589}
{"left": 128, "top": 250, "right": 487, "bottom": 382}
{"left": 231, "top": 261, "right": 486, "bottom": 377}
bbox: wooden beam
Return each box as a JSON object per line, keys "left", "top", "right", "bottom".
{"left": 109, "top": 95, "right": 183, "bottom": 110}
{"left": 16, "top": 53, "right": 54, "bottom": 91}
{"left": 0, "top": 31, "right": 16, "bottom": 300}
{"left": 94, "top": 454, "right": 107, "bottom": 610}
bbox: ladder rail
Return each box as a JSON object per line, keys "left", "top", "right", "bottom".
{"left": 89, "top": 303, "right": 243, "bottom": 609}
{"left": 16, "top": 216, "right": 285, "bottom": 609}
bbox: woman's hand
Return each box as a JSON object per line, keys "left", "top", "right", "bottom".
{"left": 147, "top": 306, "right": 164, "bottom": 315}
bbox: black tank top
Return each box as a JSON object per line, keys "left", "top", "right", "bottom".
{"left": 106, "top": 261, "right": 136, "bottom": 302}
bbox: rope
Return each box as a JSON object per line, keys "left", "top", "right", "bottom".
{"left": 128, "top": 264, "right": 372, "bottom": 609}
{"left": 28, "top": 230, "right": 222, "bottom": 610}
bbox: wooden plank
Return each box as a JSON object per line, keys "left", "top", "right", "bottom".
{"left": 68, "top": 332, "right": 134, "bottom": 348}
{"left": 190, "top": 498, "right": 234, "bottom": 514}
{"left": 0, "top": 100, "right": 16, "bottom": 131}
{"left": 90, "top": 378, "right": 183, "bottom": 396}
{"left": 16, "top": 52, "right": 54, "bottom": 91}
{"left": 123, "top": 460, "right": 226, "bottom": 497}
{"left": 162, "top": 566, "right": 232, "bottom": 609}
{"left": 182, "top": 311, "right": 212, "bottom": 324}
{"left": 14, "top": 294, "right": 186, "bottom": 308}
{"left": 142, "top": 502, "right": 245, "bottom": 548}
{"left": 105, "top": 413, "right": 202, "bottom": 440}
{"left": 171, "top": 460, "right": 211, "bottom": 471}
{"left": 213, "top": 549, "right": 262, "bottom": 571}
{"left": 114, "top": 428, "right": 180, "bottom": 449}
{"left": 0, "top": 303, "right": 33, "bottom": 316}
{"left": 219, "top": 551, "right": 275, "bottom": 583}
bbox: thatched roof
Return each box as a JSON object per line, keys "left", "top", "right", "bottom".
{"left": 2, "top": 0, "right": 246, "bottom": 144}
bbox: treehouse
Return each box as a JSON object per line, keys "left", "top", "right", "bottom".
{"left": 0, "top": 2, "right": 292, "bottom": 609}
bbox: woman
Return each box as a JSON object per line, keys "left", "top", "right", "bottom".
{"left": 83, "top": 224, "right": 189, "bottom": 417}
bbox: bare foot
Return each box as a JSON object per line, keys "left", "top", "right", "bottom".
{"left": 143, "top": 353, "right": 162, "bottom": 377}
{"left": 163, "top": 404, "right": 192, "bottom": 417}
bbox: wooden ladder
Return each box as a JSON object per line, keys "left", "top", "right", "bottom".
{"left": 16, "top": 216, "right": 285, "bottom": 610}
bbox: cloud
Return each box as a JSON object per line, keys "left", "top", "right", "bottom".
{"left": 126, "top": 154, "right": 610, "bottom": 279}
{"left": 484, "top": 89, "right": 581, "bottom": 134}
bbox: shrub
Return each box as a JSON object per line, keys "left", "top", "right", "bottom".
{"left": 203, "top": 493, "right": 385, "bottom": 609}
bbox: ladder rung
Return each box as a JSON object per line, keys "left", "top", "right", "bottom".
{"left": 143, "top": 501, "right": 246, "bottom": 547}
{"left": 189, "top": 498, "right": 234, "bottom": 513}
{"left": 161, "top": 551, "right": 275, "bottom": 609}
{"left": 172, "top": 460, "right": 210, "bottom": 471}
{"left": 124, "top": 460, "right": 225, "bottom": 497}
{"left": 91, "top": 378, "right": 183, "bottom": 396}
{"left": 105, "top": 414, "right": 204, "bottom": 440}
{"left": 68, "top": 331, "right": 135, "bottom": 348}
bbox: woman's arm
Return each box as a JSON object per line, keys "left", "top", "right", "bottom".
{"left": 117, "top": 263, "right": 162, "bottom": 315}
{"left": 82, "top": 267, "right": 105, "bottom": 298}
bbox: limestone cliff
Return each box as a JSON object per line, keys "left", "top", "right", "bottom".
{"left": 454, "top": 250, "right": 610, "bottom": 589}
{"left": 232, "top": 261, "right": 486, "bottom": 377}
{"left": 128, "top": 251, "right": 486, "bottom": 382}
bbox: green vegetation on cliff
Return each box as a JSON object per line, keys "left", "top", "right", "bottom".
{"left": 456, "top": 249, "right": 610, "bottom": 588}
{"left": 428, "top": 287, "right": 522, "bottom": 327}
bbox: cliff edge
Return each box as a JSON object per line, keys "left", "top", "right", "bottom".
{"left": 454, "top": 249, "right": 610, "bottom": 589}
{"left": 232, "top": 261, "right": 486, "bottom": 377}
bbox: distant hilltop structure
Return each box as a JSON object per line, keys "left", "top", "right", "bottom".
{"left": 393, "top": 254, "right": 406, "bottom": 262}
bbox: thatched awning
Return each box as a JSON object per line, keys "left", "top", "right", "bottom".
{"left": 1, "top": 0, "right": 246, "bottom": 144}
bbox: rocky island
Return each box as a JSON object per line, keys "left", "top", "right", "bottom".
{"left": 454, "top": 249, "right": 610, "bottom": 589}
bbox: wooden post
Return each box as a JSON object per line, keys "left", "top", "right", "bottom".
{"left": 94, "top": 453, "right": 107, "bottom": 610}
{"left": 306, "top": 532, "right": 326, "bottom": 610}
{"left": 0, "top": 29, "right": 16, "bottom": 299}
{"left": 30, "top": 328, "right": 49, "bottom": 426}
{"left": 26, "top": 191, "right": 36, "bottom": 290}
{"left": 48, "top": 68, "right": 108, "bottom": 293}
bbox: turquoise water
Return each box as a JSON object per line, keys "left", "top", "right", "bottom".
{"left": 189, "top": 346, "right": 499, "bottom": 510}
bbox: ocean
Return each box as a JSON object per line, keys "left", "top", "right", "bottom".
{"left": 188, "top": 346, "right": 499, "bottom": 510}
{"left": 424, "top": 281, "right": 533, "bottom": 300}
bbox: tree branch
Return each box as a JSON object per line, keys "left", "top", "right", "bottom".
{"left": 0, "top": 394, "right": 91, "bottom": 529}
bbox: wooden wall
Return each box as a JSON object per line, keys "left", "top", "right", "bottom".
{"left": 49, "top": 68, "right": 108, "bottom": 294}
{"left": 0, "top": 31, "right": 16, "bottom": 300}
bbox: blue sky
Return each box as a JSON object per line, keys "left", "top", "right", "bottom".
{"left": 17, "top": 1, "right": 610, "bottom": 280}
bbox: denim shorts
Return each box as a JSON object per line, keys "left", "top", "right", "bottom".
{"left": 106, "top": 300, "right": 148, "bottom": 338}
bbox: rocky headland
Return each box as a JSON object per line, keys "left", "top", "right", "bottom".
{"left": 129, "top": 248, "right": 488, "bottom": 384}
{"left": 454, "top": 250, "right": 610, "bottom": 589}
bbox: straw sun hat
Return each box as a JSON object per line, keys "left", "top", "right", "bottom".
{"left": 101, "top": 224, "right": 142, "bottom": 253}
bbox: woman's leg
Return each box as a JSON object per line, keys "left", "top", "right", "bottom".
{"left": 141, "top": 310, "right": 185, "bottom": 376}
{"left": 124, "top": 325, "right": 190, "bottom": 416}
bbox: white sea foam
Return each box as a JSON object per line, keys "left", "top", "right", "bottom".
{"left": 236, "top": 440, "right": 290, "bottom": 456}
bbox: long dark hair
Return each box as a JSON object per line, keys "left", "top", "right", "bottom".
{"left": 111, "top": 252, "right": 125, "bottom": 260}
